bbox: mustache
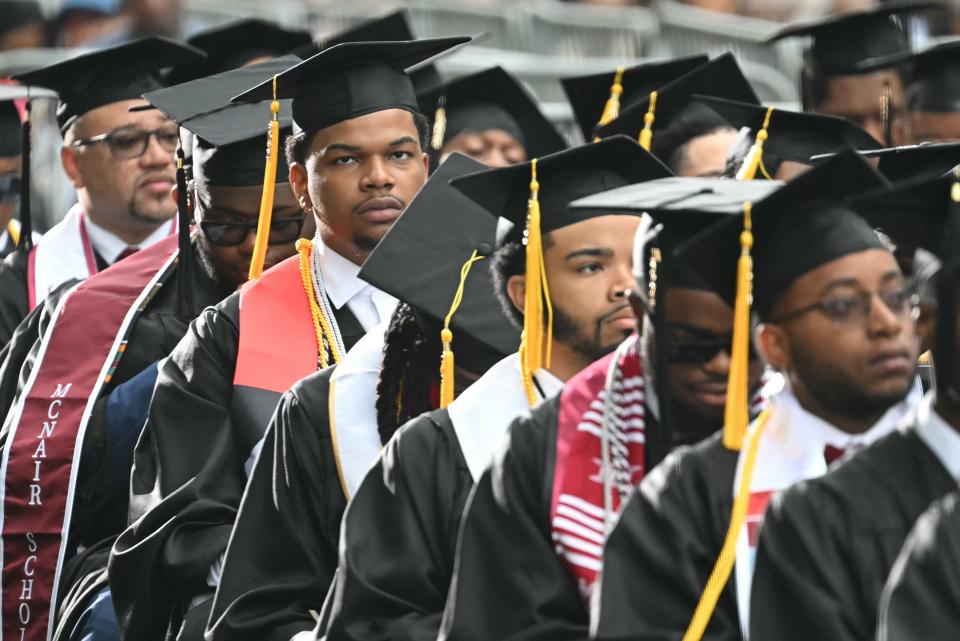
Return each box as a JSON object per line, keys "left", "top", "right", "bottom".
{"left": 352, "top": 194, "right": 406, "bottom": 214}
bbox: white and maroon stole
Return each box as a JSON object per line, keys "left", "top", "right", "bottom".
{"left": 0, "top": 235, "right": 179, "bottom": 641}
{"left": 731, "top": 381, "right": 921, "bottom": 637}
{"left": 27, "top": 205, "right": 176, "bottom": 310}
{"left": 550, "top": 335, "right": 646, "bottom": 604}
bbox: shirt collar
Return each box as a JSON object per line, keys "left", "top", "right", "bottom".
{"left": 83, "top": 215, "right": 170, "bottom": 265}
{"left": 534, "top": 366, "right": 565, "bottom": 400}
{"left": 313, "top": 241, "right": 367, "bottom": 310}
{"left": 912, "top": 393, "right": 960, "bottom": 481}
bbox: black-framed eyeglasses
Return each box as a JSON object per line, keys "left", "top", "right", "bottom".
{"left": 70, "top": 126, "right": 180, "bottom": 159}
{"left": 199, "top": 214, "right": 306, "bottom": 247}
{"left": 0, "top": 174, "right": 20, "bottom": 204}
{"left": 667, "top": 336, "right": 759, "bottom": 365}
{"left": 769, "top": 283, "right": 919, "bottom": 326}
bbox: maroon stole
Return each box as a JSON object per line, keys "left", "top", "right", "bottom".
{"left": 231, "top": 256, "right": 318, "bottom": 455}
{"left": 0, "top": 235, "right": 179, "bottom": 641}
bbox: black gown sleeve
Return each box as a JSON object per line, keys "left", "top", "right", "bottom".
{"left": 439, "top": 396, "right": 589, "bottom": 641}
{"left": 208, "top": 367, "right": 346, "bottom": 641}
{"left": 0, "top": 250, "right": 29, "bottom": 346}
{"left": 320, "top": 409, "right": 474, "bottom": 641}
{"left": 877, "top": 491, "right": 960, "bottom": 641}
{"left": 593, "top": 433, "right": 740, "bottom": 641}
{"left": 109, "top": 293, "right": 246, "bottom": 641}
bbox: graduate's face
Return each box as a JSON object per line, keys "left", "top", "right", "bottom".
{"left": 758, "top": 249, "right": 920, "bottom": 431}
{"left": 658, "top": 287, "right": 765, "bottom": 435}
{"left": 908, "top": 111, "right": 960, "bottom": 144}
{"left": 0, "top": 155, "right": 20, "bottom": 232}
{"left": 675, "top": 129, "right": 738, "bottom": 177}
{"left": 440, "top": 130, "right": 527, "bottom": 168}
{"left": 192, "top": 182, "right": 308, "bottom": 290}
{"left": 62, "top": 99, "right": 178, "bottom": 239}
{"left": 510, "top": 215, "right": 640, "bottom": 378}
{"left": 292, "top": 109, "right": 429, "bottom": 266}
{"left": 812, "top": 72, "right": 908, "bottom": 146}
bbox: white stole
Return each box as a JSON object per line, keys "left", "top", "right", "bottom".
{"left": 28, "top": 204, "right": 93, "bottom": 310}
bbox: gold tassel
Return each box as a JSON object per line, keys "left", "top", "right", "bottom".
{"left": 248, "top": 75, "right": 281, "bottom": 280}
{"left": 722, "top": 202, "right": 754, "bottom": 451}
{"left": 7, "top": 220, "right": 19, "bottom": 247}
{"left": 439, "top": 249, "right": 486, "bottom": 408}
{"left": 296, "top": 238, "right": 343, "bottom": 368}
{"left": 520, "top": 159, "right": 554, "bottom": 407}
{"left": 593, "top": 66, "right": 625, "bottom": 142}
{"left": 431, "top": 95, "right": 447, "bottom": 151}
{"left": 638, "top": 90, "right": 657, "bottom": 151}
{"left": 736, "top": 107, "right": 774, "bottom": 181}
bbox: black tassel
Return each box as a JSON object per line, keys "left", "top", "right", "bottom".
{"left": 174, "top": 144, "right": 194, "bottom": 321}
{"left": 17, "top": 99, "right": 32, "bottom": 252}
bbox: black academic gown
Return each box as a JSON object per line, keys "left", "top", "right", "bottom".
{"left": 207, "top": 367, "right": 346, "bottom": 641}
{"left": 877, "top": 491, "right": 960, "bottom": 641}
{"left": 109, "top": 290, "right": 363, "bottom": 641}
{"left": 750, "top": 427, "right": 957, "bottom": 641}
{"left": 439, "top": 396, "right": 590, "bottom": 641}
{"left": 592, "top": 432, "right": 741, "bottom": 641}
{"left": 318, "top": 407, "right": 474, "bottom": 641}
{"left": 0, "top": 249, "right": 29, "bottom": 346}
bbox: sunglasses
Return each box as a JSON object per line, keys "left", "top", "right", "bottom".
{"left": 0, "top": 174, "right": 21, "bottom": 203}
{"left": 666, "top": 336, "right": 759, "bottom": 365}
{"left": 199, "top": 214, "right": 305, "bottom": 247}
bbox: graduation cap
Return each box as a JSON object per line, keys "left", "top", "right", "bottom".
{"left": 595, "top": 53, "right": 759, "bottom": 156}
{"left": 13, "top": 36, "right": 206, "bottom": 132}
{"left": 694, "top": 95, "right": 882, "bottom": 174}
{"left": 812, "top": 142, "right": 960, "bottom": 181}
{"left": 450, "top": 135, "right": 672, "bottom": 404}
{"left": 417, "top": 66, "right": 565, "bottom": 158}
{"left": 167, "top": 19, "right": 314, "bottom": 85}
{"left": 360, "top": 153, "right": 520, "bottom": 405}
{"left": 766, "top": 1, "right": 941, "bottom": 76}
{"left": 560, "top": 55, "right": 708, "bottom": 141}
{"left": 857, "top": 38, "right": 960, "bottom": 114}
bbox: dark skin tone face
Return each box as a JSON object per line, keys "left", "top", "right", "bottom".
{"left": 289, "top": 109, "right": 429, "bottom": 266}
{"left": 178, "top": 182, "right": 311, "bottom": 290}
{"left": 757, "top": 248, "right": 919, "bottom": 434}
{"left": 812, "top": 71, "right": 908, "bottom": 146}
{"left": 440, "top": 129, "right": 527, "bottom": 168}
{"left": 907, "top": 111, "right": 960, "bottom": 144}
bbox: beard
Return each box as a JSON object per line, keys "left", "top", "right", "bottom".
{"left": 128, "top": 193, "right": 176, "bottom": 226}
{"left": 552, "top": 303, "right": 631, "bottom": 365}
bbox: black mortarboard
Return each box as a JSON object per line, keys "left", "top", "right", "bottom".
{"left": 857, "top": 38, "right": 960, "bottom": 113}
{"left": 766, "top": 1, "right": 941, "bottom": 76}
{"left": 676, "top": 151, "right": 890, "bottom": 316}
{"left": 560, "top": 55, "right": 708, "bottom": 141}
{"left": 812, "top": 142, "right": 960, "bottom": 181}
{"left": 450, "top": 135, "right": 672, "bottom": 235}
{"left": 417, "top": 66, "right": 566, "bottom": 158}
{"left": 595, "top": 53, "right": 759, "bottom": 151}
{"left": 13, "top": 36, "right": 205, "bottom": 132}
{"left": 695, "top": 95, "right": 882, "bottom": 165}
{"left": 143, "top": 56, "right": 296, "bottom": 188}
{"left": 167, "top": 18, "right": 314, "bottom": 84}
{"left": 232, "top": 37, "right": 470, "bottom": 135}
{"left": 360, "top": 153, "right": 519, "bottom": 370}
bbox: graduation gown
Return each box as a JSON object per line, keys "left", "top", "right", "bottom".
{"left": 109, "top": 286, "right": 363, "bottom": 641}
{"left": 320, "top": 353, "right": 562, "bottom": 641}
{"left": 0, "top": 249, "right": 29, "bottom": 346}
{"left": 877, "top": 491, "right": 960, "bottom": 641}
{"left": 593, "top": 433, "right": 741, "bottom": 641}
{"left": 750, "top": 413, "right": 958, "bottom": 641}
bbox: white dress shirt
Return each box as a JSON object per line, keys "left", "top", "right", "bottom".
{"left": 84, "top": 215, "right": 172, "bottom": 265}
{"left": 912, "top": 393, "right": 960, "bottom": 481}
{"left": 314, "top": 242, "right": 397, "bottom": 331}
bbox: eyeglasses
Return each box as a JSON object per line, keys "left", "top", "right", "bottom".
{"left": 667, "top": 337, "right": 759, "bottom": 365}
{"left": 770, "top": 283, "right": 919, "bottom": 326}
{"left": 70, "top": 126, "right": 180, "bottom": 159}
{"left": 0, "top": 174, "right": 20, "bottom": 203}
{"left": 199, "top": 214, "right": 306, "bottom": 247}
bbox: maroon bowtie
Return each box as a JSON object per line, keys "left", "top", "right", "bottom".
{"left": 824, "top": 445, "right": 847, "bottom": 465}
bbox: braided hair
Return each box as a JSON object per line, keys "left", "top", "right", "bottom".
{"left": 374, "top": 303, "right": 443, "bottom": 444}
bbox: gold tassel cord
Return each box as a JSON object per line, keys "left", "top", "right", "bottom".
{"left": 593, "top": 66, "right": 626, "bottom": 142}
{"left": 638, "top": 90, "right": 657, "bottom": 151}
{"left": 520, "top": 158, "right": 554, "bottom": 407}
{"left": 248, "top": 75, "right": 281, "bottom": 280}
{"left": 431, "top": 95, "right": 447, "bottom": 151}
{"left": 736, "top": 107, "right": 774, "bottom": 181}
{"left": 722, "top": 202, "right": 754, "bottom": 451}
{"left": 681, "top": 408, "right": 773, "bottom": 641}
{"left": 7, "top": 220, "right": 19, "bottom": 247}
{"left": 296, "top": 239, "right": 343, "bottom": 368}
{"left": 439, "top": 249, "right": 487, "bottom": 408}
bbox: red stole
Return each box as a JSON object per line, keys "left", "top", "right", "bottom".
{"left": 0, "top": 236, "right": 178, "bottom": 641}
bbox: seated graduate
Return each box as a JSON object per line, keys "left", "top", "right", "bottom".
{"left": 435, "top": 181, "right": 779, "bottom": 640}
{"left": 107, "top": 37, "right": 467, "bottom": 641}
{"left": 0, "top": 58, "right": 308, "bottom": 641}
{"left": 877, "top": 490, "right": 960, "bottom": 641}
{"left": 593, "top": 152, "right": 922, "bottom": 641}
{"left": 204, "top": 152, "right": 518, "bottom": 641}
{"left": 751, "top": 169, "right": 960, "bottom": 641}
{"left": 418, "top": 65, "right": 566, "bottom": 168}
{"left": 316, "top": 136, "right": 670, "bottom": 641}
